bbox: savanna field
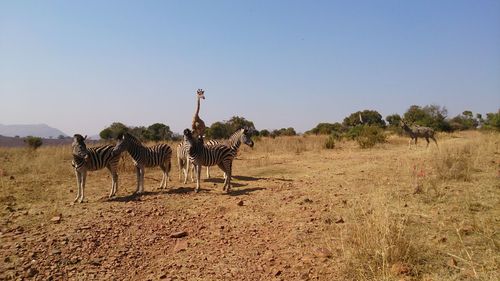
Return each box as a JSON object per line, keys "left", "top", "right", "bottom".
{"left": 0, "top": 131, "right": 499, "bottom": 281}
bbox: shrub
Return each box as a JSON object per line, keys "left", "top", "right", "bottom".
{"left": 324, "top": 135, "right": 336, "bottom": 149}
{"left": 24, "top": 136, "right": 43, "bottom": 150}
{"left": 432, "top": 143, "right": 474, "bottom": 181}
{"left": 355, "top": 126, "right": 386, "bottom": 148}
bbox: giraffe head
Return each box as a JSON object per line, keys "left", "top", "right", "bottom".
{"left": 196, "top": 89, "right": 205, "bottom": 100}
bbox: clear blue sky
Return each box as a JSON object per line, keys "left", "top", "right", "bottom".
{"left": 1, "top": 0, "right": 499, "bottom": 136}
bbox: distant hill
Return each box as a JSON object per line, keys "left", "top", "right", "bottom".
{"left": 0, "top": 135, "right": 73, "bottom": 147}
{"left": 0, "top": 124, "right": 68, "bottom": 138}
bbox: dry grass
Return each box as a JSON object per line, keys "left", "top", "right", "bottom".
{"left": 1, "top": 131, "right": 499, "bottom": 280}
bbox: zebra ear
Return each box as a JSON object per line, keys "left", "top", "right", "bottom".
{"left": 84, "top": 135, "right": 87, "bottom": 140}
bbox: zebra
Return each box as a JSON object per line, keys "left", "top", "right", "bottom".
{"left": 183, "top": 129, "right": 235, "bottom": 193}
{"left": 177, "top": 140, "right": 194, "bottom": 184}
{"left": 112, "top": 132, "right": 172, "bottom": 194}
{"left": 71, "top": 134, "right": 122, "bottom": 203}
{"left": 177, "top": 128, "right": 254, "bottom": 182}
{"left": 204, "top": 127, "right": 254, "bottom": 178}
{"left": 400, "top": 120, "right": 438, "bottom": 148}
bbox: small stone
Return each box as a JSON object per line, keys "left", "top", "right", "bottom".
{"left": 26, "top": 267, "right": 38, "bottom": 278}
{"left": 4, "top": 256, "right": 11, "bottom": 263}
{"left": 173, "top": 240, "right": 188, "bottom": 252}
{"left": 237, "top": 200, "right": 244, "bottom": 206}
{"left": 159, "top": 273, "right": 167, "bottom": 279}
{"left": 313, "top": 247, "right": 332, "bottom": 258}
{"left": 10, "top": 176, "right": 15, "bottom": 180}
{"left": 390, "top": 261, "right": 411, "bottom": 276}
{"left": 89, "top": 258, "right": 101, "bottom": 266}
{"left": 51, "top": 216, "right": 62, "bottom": 223}
{"left": 170, "top": 231, "right": 188, "bottom": 238}
{"left": 335, "top": 217, "right": 344, "bottom": 224}
{"left": 126, "top": 209, "right": 133, "bottom": 213}
{"left": 51, "top": 249, "right": 61, "bottom": 255}
{"left": 447, "top": 258, "right": 457, "bottom": 268}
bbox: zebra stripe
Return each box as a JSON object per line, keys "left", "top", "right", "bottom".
{"left": 71, "top": 134, "right": 121, "bottom": 203}
{"left": 183, "top": 129, "right": 235, "bottom": 193}
{"left": 113, "top": 132, "right": 172, "bottom": 193}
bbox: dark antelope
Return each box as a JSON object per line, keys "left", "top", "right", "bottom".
{"left": 400, "top": 120, "right": 438, "bottom": 148}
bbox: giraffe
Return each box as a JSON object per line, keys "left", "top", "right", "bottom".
{"left": 192, "top": 89, "right": 206, "bottom": 138}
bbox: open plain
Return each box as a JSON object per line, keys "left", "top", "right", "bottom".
{"left": 0, "top": 131, "right": 498, "bottom": 280}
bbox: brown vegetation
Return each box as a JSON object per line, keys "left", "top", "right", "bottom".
{"left": 0, "top": 131, "right": 498, "bottom": 280}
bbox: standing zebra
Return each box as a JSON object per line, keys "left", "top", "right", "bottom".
{"left": 400, "top": 120, "right": 438, "bottom": 148}
{"left": 204, "top": 127, "right": 254, "bottom": 178}
{"left": 71, "top": 134, "right": 122, "bottom": 203}
{"left": 177, "top": 139, "right": 196, "bottom": 184}
{"left": 112, "top": 132, "right": 172, "bottom": 194}
{"left": 183, "top": 129, "right": 235, "bottom": 193}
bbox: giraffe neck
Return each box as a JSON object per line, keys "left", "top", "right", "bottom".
{"left": 195, "top": 97, "right": 201, "bottom": 117}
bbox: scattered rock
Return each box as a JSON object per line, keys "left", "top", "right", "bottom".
{"left": 89, "top": 258, "right": 101, "bottom": 266}
{"left": 26, "top": 267, "right": 38, "bottom": 278}
{"left": 447, "top": 258, "right": 457, "bottom": 268}
{"left": 237, "top": 200, "right": 244, "bottom": 206}
{"left": 10, "top": 175, "right": 15, "bottom": 180}
{"left": 324, "top": 218, "right": 332, "bottom": 225}
{"left": 302, "top": 198, "right": 313, "bottom": 204}
{"left": 159, "top": 273, "right": 167, "bottom": 279}
{"left": 4, "top": 256, "right": 11, "bottom": 263}
{"left": 313, "top": 247, "right": 333, "bottom": 258}
{"left": 459, "top": 225, "right": 474, "bottom": 236}
{"left": 390, "top": 261, "right": 411, "bottom": 276}
{"left": 126, "top": 209, "right": 133, "bottom": 213}
{"left": 51, "top": 249, "right": 62, "bottom": 255}
{"left": 170, "top": 231, "right": 188, "bottom": 238}
{"left": 335, "top": 217, "right": 344, "bottom": 224}
{"left": 50, "top": 216, "right": 62, "bottom": 223}
{"left": 173, "top": 240, "right": 188, "bottom": 252}
{"left": 275, "top": 270, "right": 282, "bottom": 276}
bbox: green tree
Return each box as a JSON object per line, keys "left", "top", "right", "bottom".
{"left": 343, "top": 110, "right": 386, "bottom": 128}
{"left": 147, "top": 123, "right": 172, "bottom": 141}
{"left": 403, "top": 104, "right": 451, "bottom": 131}
{"left": 259, "top": 129, "right": 270, "bottom": 137}
{"left": 385, "top": 114, "right": 402, "bottom": 127}
{"left": 24, "top": 136, "right": 43, "bottom": 150}
{"left": 226, "top": 116, "right": 256, "bottom": 132}
{"left": 206, "top": 122, "right": 231, "bottom": 139}
{"left": 99, "top": 128, "right": 113, "bottom": 140}
{"left": 307, "top": 122, "right": 345, "bottom": 135}
{"left": 483, "top": 110, "right": 500, "bottom": 131}
{"left": 100, "top": 122, "right": 129, "bottom": 140}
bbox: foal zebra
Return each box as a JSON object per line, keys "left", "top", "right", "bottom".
{"left": 183, "top": 129, "right": 235, "bottom": 193}
{"left": 71, "top": 134, "right": 122, "bottom": 203}
{"left": 400, "top": 120, "right": 438, "bottom": 148}
{"left": 205, "top": 127, "right": 254, "bottom": 178}
{"left": 113, "top": 132, "right": 172, "bottom": 194}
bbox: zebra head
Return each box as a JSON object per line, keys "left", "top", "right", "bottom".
{"left": 241, "top": 128, "right": 254, "bottom": 148}
{"left": 112, "top": 132, "right": 133, "bottom": 155}
{"left": 72, "top": 134, "right": 89, "bottom": 159}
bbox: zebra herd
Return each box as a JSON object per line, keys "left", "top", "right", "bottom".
{"left": 70, "top": 127, "right": 254, "bottom": 203}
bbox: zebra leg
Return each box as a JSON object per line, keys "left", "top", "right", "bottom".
{"left": 223, "top": 162, "right": 232, "bottom": 193}
{"left": 139, "top": 167, "right": 145, "bottom": 193}
{"left": 425, "top": 137, "right": 430, "bottom": 148}
{"left": 107, "top": 166, "right": 118, "bottom": 197}
{"left": 195, "top": 164, "right": 202, "bottom": 193}
{"left": 74, "top": 170, "right": 81, "bottom": 203}
{"left": 190, "top": 162, "right": 195, "bottom": 182}
{"left": 206, "top": 166, "right": 210, "bottom": 178}
{"left": 177, "top": 157, "right": 183, "bottom": 181}
{"left": 135, "top": 166, "right": 141, "bottom": 194}
{"left": 79, "top": 170, "right": 87, "bottom": 203}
